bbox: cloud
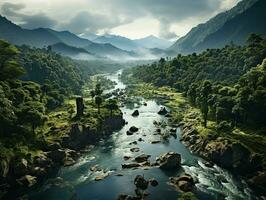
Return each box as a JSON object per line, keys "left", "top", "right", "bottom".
{"left": 158, "top": 18, "right": 178, "bottom": 40}
{"left": 62, "top": 11, "right": 131, "bottom": 34}
{"left": 1, "top": 2, "right": 57, "bottom": 29}
{"left": 0, "top": 0, "right": 240, "bottom": 38}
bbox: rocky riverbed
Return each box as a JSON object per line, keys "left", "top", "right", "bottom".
{"left": 180, "top": 122, "right": 266, "bottom": 195}
{"left": 18, "top": 71, "right": 264, "bottom": 200}
{"left": 0, "top": 103, "right": 125, "bottom": 199}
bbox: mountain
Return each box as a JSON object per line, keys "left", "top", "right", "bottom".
{"left": 0, "top": 16, "right": 61, "bottom": 47}
{"left": 50, "top": 42, "right": 90, "bottom": 55}
{"left": 169, "top": 0, "right": 263, "bottom": 53}
{"left": 195, "top": 0, "right": 266, "bottom": 51}
{"left": 93, "top": 34, "right": 174, "bottom": 51}
{"left": 0, "top": 15, "right": 174, "bottom": 61}
{"left": 93, "top": 34, "right": 139, "bottom": 51}
{"left": 46, "top": 29, "right": 93, "bottom": 47}
{"left": 0, "top": 15, "right": 137, "bottom": 60}
{"left": 134, "top": 35, "right": 174, "bottom": 49}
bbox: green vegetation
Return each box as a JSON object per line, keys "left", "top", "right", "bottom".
{"left": 0, "top": 40, "right": 122, "bottom": 176}
{"left": 0, "top": 40, "right": 49, "bottom": 163}
{"left": 128, "top": 34, "right": 266, "bottom": 89}
{"left": 125, "top": 34, "right": 266, "bottom": 161}
{"left": 177, "top": 192, "right": 198, "bottom": 200}
{"left": 126, "top": 35, "right": 266, "bottom": 129}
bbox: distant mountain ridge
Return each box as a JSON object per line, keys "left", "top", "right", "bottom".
{"left": 0, "top": 15, "right": 136, "bottom": 60}
{"left": 93, "top": 34, "right": 139, "bottom": 51}
{"left": 93, "top": 34, "right": 174, "bottom": 51}
{"left": 134, "top": 35, "right": 174, "bottom": 49}
{"left": 0, "top": 16, "right": 61, "bottom": 47}
{"left": 169, "top": 0, "right": 264, "bottom": 53}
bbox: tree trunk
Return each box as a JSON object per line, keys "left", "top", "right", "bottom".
{"left": 98, "top": 105, "right": 100, "bottom": 114}
{"left": 204, "top": 113, "right": 207, "bottom": 128}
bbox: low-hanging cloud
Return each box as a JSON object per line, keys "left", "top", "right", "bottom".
{"left": 0, "top": 0, "right": 240, "bottom": 38}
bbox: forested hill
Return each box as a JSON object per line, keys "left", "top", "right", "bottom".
{"left": 169, "top": 0, "right": 266, "bottom": 54}
{"left": 132, "top": 34, "right": 266, "bottom": 90}
{"left": 125, "top": 34, "right": 266, "bottom": 127}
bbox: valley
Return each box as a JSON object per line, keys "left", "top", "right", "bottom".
{"left": 0, "top": 0, "right": 266, "bottom": 199}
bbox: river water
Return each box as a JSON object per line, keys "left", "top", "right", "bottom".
{"left": 30, "top": 71, "right": 256, "bottom": 200}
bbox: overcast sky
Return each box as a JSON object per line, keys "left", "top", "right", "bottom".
{"left": 0, "top": 0, "right": 240, "bottom": 40}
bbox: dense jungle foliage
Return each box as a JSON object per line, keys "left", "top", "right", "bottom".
{"left": 125, "top": 34, "right": 266, "bottom": 130}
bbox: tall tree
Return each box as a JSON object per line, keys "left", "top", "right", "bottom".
{"left": 106, "top": 99, "right": 118, "bottom": 117}
{"left": 199, "top": 80, "right": 212, "bottom": 127}
{"left": 95, "top": 96, "right": 103, "bottom": 114}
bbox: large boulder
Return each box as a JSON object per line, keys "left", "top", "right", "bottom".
{"left": 126, "top": 131, "right": 134, "bottom": 136}
{"left": 134, "top": 175, "right": 149, "bottom": 190}
{"left": 132, "top": 110, "right": 139, "bottom": 117}
{"left": 129, "top": 126, "right": 139, "bottom": 133}
{"left": 149, "top": 178, "right": 159, "bottom": 187}
{"left": 16, "top": 175, "right": 37, "bottom": 187}
{"left": 169, "top": 174, "right": 194, "bottom": 192}
{"left": 157, "top": 152, "right": 181, "bottom": 170}
{"left": 204, "top": 140, "right": 258, "bottom": 174}
{"left": 134, "top": 154, "right": 151, "bottom": 163}
{"left": 122, "top": 163, "right": 140, "bottom": 169}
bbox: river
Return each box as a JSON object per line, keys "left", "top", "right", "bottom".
{"left": 30, "top": 71, "right": 255, "bottom": 200}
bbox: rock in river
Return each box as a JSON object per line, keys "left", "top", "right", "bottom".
{"left": 157, "top": 152, "right": 181, "bottom": 170}
{"left": 129, "top": 126, "right": 139, "bottom": 133}
{"left": 122, "top": 163, "right": 141, "bottom": 169}
{"left": 132, "top": 110, "right": 139, "bottom": 117}
{"left": 151, "top": 140, "right": 161, "bottom": 144}
{"left": 126, "top": 131, "right": 134, "bottom": 136}
{"left": 134, "top": 154, "right": 151, "bottom": 163}
{"left": 130, "top": 147, "right": 140, "bottom": 152}
{"left": 149, "top": 178, "right": 159, "bottom": 187}
{"left": 158, "top": 107, "right": 168, "bottom": 115}
{"left": 169, "top": 174, "right": 194, "bottom": 192}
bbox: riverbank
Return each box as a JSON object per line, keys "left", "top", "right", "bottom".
{"left": 123, "top": 82, "right": 266, "bottom": 197}
{"left": 0, "top": 89, "right": 125, "bottom": 199}
{"left": 180, "top": 110, "right": 266, "bottom": 196}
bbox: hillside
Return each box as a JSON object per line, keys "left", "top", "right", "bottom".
{"left": 46, "top": 28, "right": 93, "bottom": 47}
{"left": 169, "top": 0, "right": 261, "bottom": 53}
{"left": 0, "top": 16, "right": 135, "bottom": 60}
{"left": 195, "top": 0, "right": 266, "bottom": 51}
{"left": 0, "top": 16, "right": 61, "bottom": 47}
{"left": 50, "top": 42, "right": 93, "bottom": 57}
